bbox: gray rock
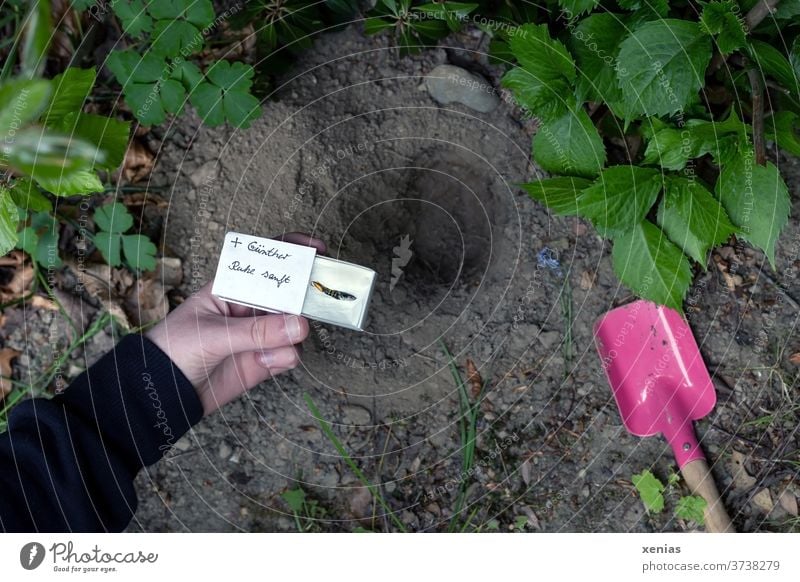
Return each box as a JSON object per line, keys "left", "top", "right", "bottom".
{"left": 425, "top": 64, "right": 500, "bottom": 113}
{"left": 342, "top": 404, "right": 372, "bottom": 426}
{"left": 186, "top": 160, "right": 219, "bottom": 187}
{"left": 537, "top": 330, "right": 561, "bottom": 350}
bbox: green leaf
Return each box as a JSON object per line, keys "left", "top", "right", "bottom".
{"left": 95, "top": 231, "right": 122, "bottom": 266}
{"left": 151, "top": 19, "right": 203, "bottom": 57}
{"left": 533, "top": 108, "right": 606, "bottom": 178}
{"left": 632, "top": 469, "right": 665, "bottom": 514}
{"left": 20, "top": 0, "right": 52, "bottom": 78}
{"left": 558, "top": 0, "right": 600, "bottom": 16}
{"left": 520, "top": 177, "right": 592, "bottom": 216}
{"left": 766, "top": 111, "right": 800, "bottom": 156}
{"left": 616, "top": 20, "right": 712, "bottom": 118}
{"left": 58, "top": 112, "right": 131, "bottom": 170}
{"left": 791, "top": 37, "right": 800, "bottom": 86}
{"left": 8, "top": 178, "right": 52, "bottom": 212}
{"left": 171, "top": 60, "right": 203, "bottom": 93}
{"left": 94, "top": 202, "right": 134, "bottom": 234}
{"left": 190, "top": 82, "right": 224, "bottom": 126}
{"left": 16, "top": 211, "right": 60, "bottom": 266}
{"left": 0, "top": 79, "right": 51, "bottom": 136}
{"left": 35, "top": 169, "right": 104, "bottom": 196}
{"left": 3, "top": 129, "right": 105, "bottom": 180}
{"left": 700, "top": 0, "right": 747, "bottom": 54}
{"left": 122, "top": 233, "right": 157, "bottom": 271}
{"left": 190, "top": 61, "right": 261, "bottom": 128}
{"left": 16, "top": 224, "right": 39, "bottom": 257}
{"left": 657, "top": 177, "right": 736, "bottom": 265}
{"left": 612, "top": 220, "right": 693, "bottom": 311}
{"left": 70, "top": 0, "right": 96, "bottom": 10}
{"left": 577, "top": 165, "right": 662, "bottom": 236}
{"left": 206, "top": 59, "right": 254, "bottom": 93}
{"left": 158, "top": 79, "right": 187, "bottom": 116}
{"left": 0, "top": 188, "right": 20, "bottom": 256}
{"left": 748, "top": 40, "right": 798, "bottom": 94}
{"left": 148, "top": 0, "right": 214, "bottom": 28}
{"left": 675, "top": 495, "right": 707, "bottom": 525}
{"left": 107, "top": 50, "right": 182, "bottom": 125}
{"left": 112, "top": 0, "right": 153, "bottom": 37}
{"left": 282, "top": 488, "right": 306, "bottom": 513}
{"left": 364, "top": 17, "right": 396, "bottom": 36}
{"left": 41, "top": 67, "right": 96, "bottom": 126}
{"left": 414, "top": 2, "right": 478, "bottom": 19}
{"left": 716, "top": 150, "right": 790, "bottom": 268}
{"left": 568, "top": 13, "right": 628, "bottom": 107}
{"left": 123, "top": 83, "right": 167, "bottom": 126}
{"left": 502, "top": 23, "right": 577, "bottom": 121}
{"left": 642, "top": 112, "right": 749, "bottom": 170}
{"left": 106, "top": 50, "right": 165, "bottom": 85}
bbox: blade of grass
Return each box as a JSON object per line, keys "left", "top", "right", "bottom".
{"left": 304, "top": 393, "right": 406, "bottom": 532}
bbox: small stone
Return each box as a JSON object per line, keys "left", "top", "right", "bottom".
{"left": 384, "top": 481, "right": 396, "bottom": 493}
{"left": 187, "top": 160, "right": 219, "bottom": 187}
{"left": 173, "top": 436, "right": 192, "bottom": 452}
{"left": 425, "top": 64, "right": 500, "bottom": 113}
{"left": 778, "top": 489, "right": 798, "bottom": 516}
{"left": 751, "top": 488, "right": 774, "bottom": 514}
{"left": 218, "top": 442, "right": 232, "bottom": 460}
{"left": 342, "top": 404, "right": 371, "bottom": 425}
{"left": 537, "top": 331, "right": 561, "bottom": 350}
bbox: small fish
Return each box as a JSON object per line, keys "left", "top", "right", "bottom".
{"left": 310, "top": 281, "right": 356, "bottom": 301}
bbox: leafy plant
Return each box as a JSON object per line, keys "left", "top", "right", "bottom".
{"left": 365, "top": 0, "right": 482, "bottom": 54}
{"left": 72, "top": 0, "right": 263, "bottom": 128}
{"left": 93, "top": 202, "right": 157, "bottom": 272}
{"left": 632, "top": 468, "right": 666, "bottom": 513}
{"left": 0, "top": 1, "right": 130, "bottom": 262}
{"left": 498, "top": 0, "right": 797, "bottom": 310}
{"left": 281, "top": 485, "right": 328, "bottom": 532}
{"left": 632, "top": 469, "right": 707, "bottom": 526}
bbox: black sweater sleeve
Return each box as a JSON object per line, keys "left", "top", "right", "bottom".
{"left": 0, "top": 334, "right": 203, "bottom": 532}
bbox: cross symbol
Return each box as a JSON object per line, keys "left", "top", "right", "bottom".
{"left": 231, "top": 237, "right": 242, "bottom": 248}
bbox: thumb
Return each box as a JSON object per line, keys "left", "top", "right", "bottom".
{"left": 211, "top": 313, "right": 309, "bottom": 355}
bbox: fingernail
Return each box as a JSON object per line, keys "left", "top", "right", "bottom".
{"left": 285, "top": 316, "right": 305, "bottom": 342}
{"left": 259, "top": 349, "right": 298, "bottom": 369}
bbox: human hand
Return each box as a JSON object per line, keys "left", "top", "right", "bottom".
{"left": 145, "top": 233, "right": 326, "bottom": 416}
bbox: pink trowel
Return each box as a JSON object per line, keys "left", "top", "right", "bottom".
{"left": 594, "top": 300, "right": 735, "bottom": 533}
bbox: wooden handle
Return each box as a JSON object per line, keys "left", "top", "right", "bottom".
{"left": 681, "top": 459, "right": 735, "bottom": 533}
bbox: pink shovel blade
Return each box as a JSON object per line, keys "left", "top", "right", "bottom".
{"left": 594, "top": 300, "right": 716, "bottom": 467}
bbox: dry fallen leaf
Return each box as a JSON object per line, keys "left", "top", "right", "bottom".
{"left": 30, "top": 295, "right": 59, "bottom": 310}
{"left": 117, "top": 139, "right": 155, "bottom": 184}
{"left": 348, "top": 486, "right": 373, "bottom": 520}
{"left": 0, "top": 250, "right": 35, "bottom": 302}
{"left": 751, "top": 488, "right": 774, "bottom": 514}
{"left": 728, "top": 450, "right": 757, "bottom": 490}
{"left": 68, "top": 261, "right": 132, "bottom": 330}
{"left": 125, "top": 278, "right": 168, "bottom": 327}
{"left": 579, "top": 270, "right": 596, "bottom": 290}
{"left": 466, "top": 358, "right": 483, "bottom": 399}
{"left": 0, "top": 348, "right": 20, "bottom": 398}
{"left": 778, "top": 489, "right": 798, "bottom": 517}
{"left": 789, "top": 352, "right": 800, "bottom": 365}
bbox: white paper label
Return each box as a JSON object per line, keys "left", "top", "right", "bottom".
{"left": 211, "top": 232, "right": 317, "bottom": 315}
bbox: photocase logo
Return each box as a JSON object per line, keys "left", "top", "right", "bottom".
{"left": 20, "top": 542, "right": 45, "bottom": 570}
{"left": 390, "top": 234, "right": 413, "bottom": 292}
